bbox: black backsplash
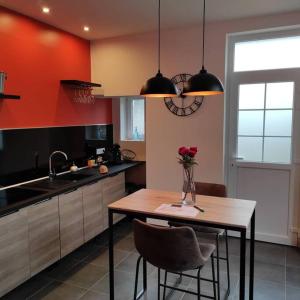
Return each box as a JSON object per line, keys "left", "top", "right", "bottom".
{"left": 0, "top": 124, "right": 113, "bottom": 187}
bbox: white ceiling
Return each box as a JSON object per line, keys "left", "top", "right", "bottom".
{"left": 0, "top": 0, "right": 300, "bottom": 40}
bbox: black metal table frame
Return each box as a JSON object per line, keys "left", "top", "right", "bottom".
{"left": 108, "top": 208, "right": 255, "bottom": 300}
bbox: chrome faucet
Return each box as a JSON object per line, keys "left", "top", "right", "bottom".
{"left": 49, "top": 151, "right": 68, "bottom": 180}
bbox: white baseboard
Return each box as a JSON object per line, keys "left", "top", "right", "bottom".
{"left": 228, "top": 230, "right": 294, "bottom": 245}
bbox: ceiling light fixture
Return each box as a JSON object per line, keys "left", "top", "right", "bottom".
{"left": 42, "top": 7, "right": 50, "bottom": 14}
{"left": 183, "top": 0, "right": 224, "bottom": 96}
{"left": 83, "top": 26, "right": 90, "bottom": 32}
{"left": 140, "top": 0, "right": 178, "bottom": 98}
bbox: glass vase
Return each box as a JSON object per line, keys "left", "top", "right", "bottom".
{"left": 181, "top": 165, "right": 196, "bottom": 205}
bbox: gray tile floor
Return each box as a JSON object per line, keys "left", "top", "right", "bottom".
{"left": 3, "top": 220, "right": 300, "bottom": 300}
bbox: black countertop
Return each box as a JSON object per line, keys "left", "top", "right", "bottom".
{"left": 0, "top": 161, "right": 144, "bottom": 218}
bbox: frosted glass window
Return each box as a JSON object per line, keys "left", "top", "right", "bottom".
{"left": 238, "top": 111, "right": 264, "bottom": 136}
{"left": 265, "top": 110, "right": 292, "bottom": 137}
{"left": 236, "top": 81, "right": 294, "bottom": 163}
{"left": 266, "top": 82, "right": 294, "bottom": 109}
{"left": 120, "top": 97, "right": 145, "bottom": 141}
{"left": 239, "top": 84, "right": 265, "bottom": 109}
{"left": 264, "top": 137, "right": 291, "bottom": 163}
{"left": 234, "top": 36, "right": 300, "bottom": 72}
{"left": 238, "top": 137, "right": 263, "bottom": 161}
{"left": 132, "top": 99, "right": 145, "bottom": 140}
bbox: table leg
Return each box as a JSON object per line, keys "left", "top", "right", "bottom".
{"left": 239, "top": 229, "right": 246, "bottom": 300}
{"left": 249, "top": 210, "right": 255, "bottom": 300}
{"left": 143, "top": 258, "right": 147, "bottom": 291}
{"left": 109, "top": 210, "right": 114, "bottom": 300}
{"left": 141, "top": 217, "right": 147, "bottom": 292}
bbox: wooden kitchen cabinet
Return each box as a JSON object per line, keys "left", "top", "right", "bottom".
{"left": 102, "top": 173, "right": 126, "bottom": 229}
{"left": 82, "top": 181, "right": 103, "bottom": 242}
{"left": 27, "top": 196, "right": 60, "bottom": 276}
{"left": 59, "top": 188, "right": 84, "bottom": 257}
{"left": 0, "top": 209, "right": 30, "bottom": 297}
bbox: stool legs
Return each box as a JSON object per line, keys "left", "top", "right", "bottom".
{"left": 225, "top": 230, "right": 230, "bottom": 295}
{"left": 197, "top": 267, "right": 201, "bottom": 300}
{"left": 158, "top": 268, "right": 161, "bottom": 300}
{"left": 133, "top": 255, "right": 142, "bottom": 300}
{"left": 215, "top": 235, "right": 220, "bottom": 300}
{"left": 211, "top": 256, "right": 217, "bottom": 300}
{"left": 163, "top": 271, "right": 168, "bottom": 300}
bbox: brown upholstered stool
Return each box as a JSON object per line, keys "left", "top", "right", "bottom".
{"left": 133, "top": 219, "right": 217, "bottom": 300}
{"left": 169, "top": 182, "right": 230, "bottom": 299}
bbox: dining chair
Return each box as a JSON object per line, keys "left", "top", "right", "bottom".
{"left": 133, "top": 219, "right": 217, "bottom": 300}
{"left": 169, "top": 182, "right": 230, "bottom": 299}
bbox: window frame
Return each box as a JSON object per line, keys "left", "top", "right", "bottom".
{"left": 120, "top": 97, "right": 145, "bottom": 142}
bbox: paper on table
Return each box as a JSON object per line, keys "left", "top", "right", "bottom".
{"left": 154, "top": 204, "right": 199, "bottom": 217}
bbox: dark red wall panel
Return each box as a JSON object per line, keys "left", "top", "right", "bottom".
{"left": 0, "top": 6, "right": 112, "bottom": 129}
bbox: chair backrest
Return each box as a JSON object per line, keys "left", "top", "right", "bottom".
{"left": 195, "top": 182, "right": 227, "bottom": 198}
{"left": 133, "top": 219, "right": 205, "bottom": 272}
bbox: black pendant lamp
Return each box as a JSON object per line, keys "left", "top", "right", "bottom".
{"left": 183, "top": 0, "right": 224, "bottom": 96}
{"left": 140, "top": 0, "right": 178, "bottom": 97}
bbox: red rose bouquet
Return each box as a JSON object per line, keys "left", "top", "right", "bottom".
{"left": 178, "top": 146, "right": 198, "bottom": 168}
{"left": 178, "top": 146, "right": 198, "bottom": 205}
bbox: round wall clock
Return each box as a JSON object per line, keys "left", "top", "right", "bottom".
{"left": 164, "top": 73, "right": 204, "bottom": 117}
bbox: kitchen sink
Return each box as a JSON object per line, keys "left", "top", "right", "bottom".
{"left": 55, "top": 173, "right": 94, "bottom": 181}
{"left": 0, "top": 187, "right": 47, "bottom": 208}
{"left": 26, "top": 179, "right": 72, "bottom": 190}
{"left": 25, "top": 173, "right": 94, "bottom": 191}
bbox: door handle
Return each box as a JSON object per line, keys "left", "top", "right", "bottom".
{"left": 234, "top": 156, "right": 244, "bottom": 160}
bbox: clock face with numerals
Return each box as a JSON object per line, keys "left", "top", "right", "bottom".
{"left": 164, "top": 73, "right": 203, "bottom": 116}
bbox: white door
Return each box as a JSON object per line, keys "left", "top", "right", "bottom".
{"left": 225, "top": 27, "right": 300, "bottom": 245}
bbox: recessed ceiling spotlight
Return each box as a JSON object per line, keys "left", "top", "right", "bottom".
{"left": 42, "top": 7, "right": 50, "bottom": 14}
{"left": 83, "top": 26, "right": 90, "bottom": 32}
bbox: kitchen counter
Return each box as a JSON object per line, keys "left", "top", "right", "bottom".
{"left": 0, "top": 161, "right": 144, "bottom": 217}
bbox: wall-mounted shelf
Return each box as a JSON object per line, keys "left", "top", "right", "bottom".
{"left": 60, "top": 80, "right": 101, "bottom": 88}
{"left": 0, "top": 93, "right": 20, "bottom": 100}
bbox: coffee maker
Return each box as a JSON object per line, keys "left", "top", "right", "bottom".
{"left": 102, "top": 144, "right": 122, "bottom": 165}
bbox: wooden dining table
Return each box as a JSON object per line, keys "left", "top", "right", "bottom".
{"left": 108, "top": 188, "right": 256, "bottom": 300}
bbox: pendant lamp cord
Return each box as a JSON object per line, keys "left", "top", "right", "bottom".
{"left": 158, "top": 0, "right": 161, "bottom": 73}
{"left": 202, "top": 0, "right": 206, "bottom": 70}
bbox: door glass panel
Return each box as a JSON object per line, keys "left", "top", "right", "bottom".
{"left": 265, "top": 110, "right": 292, "bottom": 137}
{"left": 264, "top": 137, "right": 291, "bottom": 163}
{"left": 239, "top": 84, "right": 265, "bottom": 109}
{"left": 236, "top": 80, "right": 294, "bottom": 164}
{"left": 238, "top": 137, "right": 263, "bottom": 161}
{"left": 266, "top": 82, "right": 294, "bottom": 109}
{"left": 234, "top": 36, "right": 300, "bottom": 72}
{"left": 238, "top": 111, "right": 264, "bottom": 136}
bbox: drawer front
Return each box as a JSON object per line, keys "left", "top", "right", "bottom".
{"left": 82, "top": 181, "right": 103, "bottom": 241}
{"left": 28, "top": 197, "right": 60, "bottom": 276}
{"left": 59, "top": 189, "right": 84, "bottom": 257}
{"left": 0, "top": 209, "right": 30, "bottom": 297}
{"left": 102, "top": 173, "right": 126, "bottom": 230}
{"left": 102, "top": 173, "right": 125, "bottom": 193}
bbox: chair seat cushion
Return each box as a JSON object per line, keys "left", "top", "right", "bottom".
{"left": 197, "top": 243, "right": 216, "bottom": 261}
{"left": 169, "top": 221, "right": 224, "bottom": 235}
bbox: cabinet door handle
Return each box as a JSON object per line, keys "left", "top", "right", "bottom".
{"left": 33, "top": 198, "right": 52, "bottom": 206}
{"left": 63, "top": 188, "right": 78, "bottom": 195}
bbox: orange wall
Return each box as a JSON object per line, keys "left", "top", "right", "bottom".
{"left": 0, "top": 6, "right": 112, "bottom": 129}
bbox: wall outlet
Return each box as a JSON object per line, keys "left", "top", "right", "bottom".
{"left": 96, "top": 147, "right": 105, "bottom": 155}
